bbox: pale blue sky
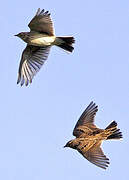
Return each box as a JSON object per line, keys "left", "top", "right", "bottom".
{"left": 0, "top": 0, "right": 129, "bottom": 179}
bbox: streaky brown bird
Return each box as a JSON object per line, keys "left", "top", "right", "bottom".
{"left": 15, "top": 8, "right": 75, "bottom": 86}
{"left": 64, "top": 101, "right": 122, "bottom": 169}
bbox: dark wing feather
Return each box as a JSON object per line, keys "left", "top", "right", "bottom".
{"left": 28, "top": 8, "right": 54, "bottom": 35}
{"left": 84, "top": 146, "right": 109, "bottom": 169}
{"left": 78, "top": 141, "right": 109, "bottom": 169}
{"left": 17, "top": 45, "right": 50, "bottom": 86}
{"left": 73, "top": 102, "right": 98, "bottom": 137}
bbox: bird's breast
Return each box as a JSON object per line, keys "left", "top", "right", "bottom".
{"left": 30, "top": 36, "right": 56, "bottom": 46}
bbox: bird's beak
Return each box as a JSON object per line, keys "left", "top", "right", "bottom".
{"left": 63, "top": 145, "right": 66, "bottom": 148}
{"left": 14, "top": 34, "right": 18, "bottom": 36}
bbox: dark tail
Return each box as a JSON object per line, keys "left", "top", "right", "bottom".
{"left": 55, "top": 36, "right": 75, "bottom": 53}
{"left": 105, "top": 121, "right": 123, "bottom": 140}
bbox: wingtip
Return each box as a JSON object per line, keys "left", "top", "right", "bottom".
{"left": 88, "top": 101, "right": 98, "bottom": 111}
{"left": 25, "top": 81, "right": 28, "bottom": 86}
{"left": 17, "top": 76, "right": 20, "bottom": 85}
{"left": 36, "top": 8, "right": 41, "bottom": 15}
{"left": 20, "top": 82, "right": 24, "bottom": 87}
{"left": 89, "top": 101, "right": 96, "bottom": 106}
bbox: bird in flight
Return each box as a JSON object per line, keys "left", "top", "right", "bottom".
{"left": 15, "top": 8, "right": 75, "bottom": 86}
{"left": 64, "top": 101, "right": 122, "bottom": 169}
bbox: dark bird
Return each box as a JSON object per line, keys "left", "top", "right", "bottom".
{"left": 64, "top": 101, "right": 122, "bottom": 169}
{"left": 15, "top": 8, "right": 75, "bottom": 86}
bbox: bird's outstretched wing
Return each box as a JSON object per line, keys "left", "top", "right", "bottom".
{"left": 78, "top": 141, "right": 109, "bottom": 169}
{"left": 28, "top": 8, "right": 54, "bottom": 36}
{"left": 73, "top": 102, "right": 98, "bottom": 137}
{"left": 17, "top": 45, "right": 50, "bottom": 86}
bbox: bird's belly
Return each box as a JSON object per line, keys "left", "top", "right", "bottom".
{"left": 30, "top": 36, "right": 56, "bottom": 46}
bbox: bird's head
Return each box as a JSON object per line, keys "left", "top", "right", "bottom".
{"left": 15, "top": 32, "right": 29, "bottom": 41}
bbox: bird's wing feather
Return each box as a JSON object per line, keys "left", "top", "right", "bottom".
{"left": 73, "top": 102, "right": 98, "bottom": 137}
{"left": 17, "top": 45, "right": 50, "bottom": 86}
{"left": 78, "top": 141, "right": 109, "bottom": 169}
{"left": 28, "top": 8, "right": 54, "bottom": 35}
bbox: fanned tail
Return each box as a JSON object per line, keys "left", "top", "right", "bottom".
{"left": 55, "top": 36, "right": 75, "bottom": 53}
{"left": 105, "top": 121, "right": 123, "bottom": 140}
